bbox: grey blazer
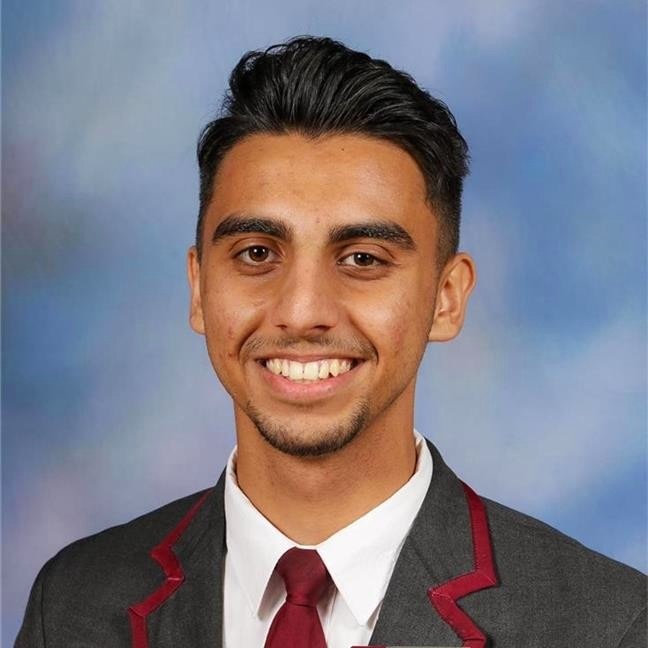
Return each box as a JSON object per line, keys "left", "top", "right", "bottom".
{"left": 16, "top": 441, "right": 646, "bottom": 647}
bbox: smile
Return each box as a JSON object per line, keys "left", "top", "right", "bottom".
{"left": 263, "top": 358, "right": 357, "bottom": 383}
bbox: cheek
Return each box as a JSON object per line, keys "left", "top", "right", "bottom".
{"left": 351, "top": 288, "right": 429, "bottom": 361}
{"left": 381, "top": 291, "right": 428, "bottom": 338}
{"left": 382, "top": 312, "right": 410, "bottom": 348}
{"left": 202, "top": 284, "right": 267, "bottom": 358}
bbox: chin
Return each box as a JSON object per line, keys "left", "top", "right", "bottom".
{"left": 246, "top": 401, "right": 371, "bottom": 458}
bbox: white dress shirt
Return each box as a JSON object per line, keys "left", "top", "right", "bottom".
{"left": 223, "top": 430, "right": 433, "bottom": 648}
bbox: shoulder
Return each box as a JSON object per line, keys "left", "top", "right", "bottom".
{"left": 46, "top": 488, "right": 212, "bottom": 579}
{"left": 482, "top": 496, "right": 646, "bottom": 640}
{"left": 484, "top": 495, "right": 645, "bottom": 587}
{"left": 16, "top": 488, "right": 215, "bottom": 646}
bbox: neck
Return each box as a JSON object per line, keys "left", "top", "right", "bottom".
{"left": 234, "top": 406, "right": 417, "bottom": 545}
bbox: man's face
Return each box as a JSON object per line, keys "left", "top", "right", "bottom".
{"left": 188, "top": 133, "right": 471, "bottom": 457}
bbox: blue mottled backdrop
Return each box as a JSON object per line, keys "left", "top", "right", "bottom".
{"left": 3, "top": 1, "right": 646, "bottom": 644}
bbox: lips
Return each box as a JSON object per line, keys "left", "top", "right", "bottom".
{"left": 253, "top": 354, "right": 365, "bottom": 401}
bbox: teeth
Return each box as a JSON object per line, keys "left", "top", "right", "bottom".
{"left": 281, "top": 359, "right": 290, "bottom": 377}
{"left": 330, "top": 359, "right": 340, "bottom": 377}
{"left": 318, "top": 361, "right": 329, "bottom": 379}
{"left": 303, "top": 362, "right": 319, "bottom": 380}
{"left": 264, "top": 358, "right": 355, "bottom": 382}
{"left": 289, "top": 361, "right": 304, "bottom": 380}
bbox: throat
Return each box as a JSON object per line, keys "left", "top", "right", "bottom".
{"left": 235, "top": 432, "right": 417, "bottom": 545}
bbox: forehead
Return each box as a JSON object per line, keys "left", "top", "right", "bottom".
{"left": 206, "top": 132, "right": 434, "bottom": 237}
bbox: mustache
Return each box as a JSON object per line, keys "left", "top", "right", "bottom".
{"left": 242, "top": 334, "right": 377, "bottom": 360}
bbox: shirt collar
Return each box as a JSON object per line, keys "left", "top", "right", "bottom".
{"left": 224, "top": 456, "right": 294, "bottom": 619}
{"left": 224, "top": 429, "right": 433, "bottom": 626}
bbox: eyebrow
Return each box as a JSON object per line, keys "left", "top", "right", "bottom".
{"left": 328, "top": 221, "right": 417, "bottom": 251}
{"left": 211, "top": 215, "right": 292, "bottom": 244}
{"left": 211, "top": 214, "right": 416, "bottom": 251}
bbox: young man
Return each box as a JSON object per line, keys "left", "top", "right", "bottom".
{"left": 17, "top": 36, "right": 645, "bottom": 648}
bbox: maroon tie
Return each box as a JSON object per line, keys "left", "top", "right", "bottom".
{"left": 264, "top": 547, "right": 331, "bottom": 648}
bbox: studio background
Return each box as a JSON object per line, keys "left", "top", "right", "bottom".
{"left": 2, "top": 1, "right": 646, "bottom": 644}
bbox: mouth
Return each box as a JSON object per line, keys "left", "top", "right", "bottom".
{"left": 258, "top": 357, "right": 362, "bottom": 383}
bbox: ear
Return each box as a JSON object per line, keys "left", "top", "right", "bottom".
{"left": 428, "top": 252, "right": 477, "bottom": 342}
{"left": 187, "top": 246, "right": 205, "bottom": 335}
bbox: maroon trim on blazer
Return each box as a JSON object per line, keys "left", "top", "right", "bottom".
{"left": 127, "top": 489, "right": 212, "bottom": 648}
{"left": 427, "top": 482, "right": 498, "bottom": 648}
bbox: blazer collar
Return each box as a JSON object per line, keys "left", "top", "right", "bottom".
{"left": 368, "top": 440, "right": 498, "bottom": 647}
{"left": 129, "top": 472, "right": 228, "bottom": 648}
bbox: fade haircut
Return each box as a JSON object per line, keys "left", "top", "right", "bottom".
{"left": 196, "top": 36, "right": 469, "bottom": 266}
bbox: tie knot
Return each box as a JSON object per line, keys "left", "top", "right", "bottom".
{"left": 275, "top": 548, "right": 330, "bottom": 607}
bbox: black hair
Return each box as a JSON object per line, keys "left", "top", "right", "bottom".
{"left": 196, "top": 36, "right": 469, "bottom": 265}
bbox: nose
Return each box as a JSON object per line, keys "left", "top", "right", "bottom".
{"left": 270, "top": 258, "right": 339, "bottom": 337}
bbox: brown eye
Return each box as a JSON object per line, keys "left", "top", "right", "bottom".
{"left": 239, "top": 245, "right": 275, "bottom": 264}
{"left": 339, "top": 251, "right": 383, "bottom": 267}
{"left": 248, "top": 246, "right": 269, "bottom": 262}
{"left": 353, "top": 252, "right": 376, "bottom": 266}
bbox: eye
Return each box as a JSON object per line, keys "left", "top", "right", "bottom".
{"left": 338, "top": 251, "right": 384, "bottom": 267}
{"left": 237, "top": 245, "right": 276, "bottom": 264}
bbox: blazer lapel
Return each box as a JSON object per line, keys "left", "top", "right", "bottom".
{"left": 368, "top": 441, "right": 497, "bottom": 647}
{"left": 130, "top": 472, "right": 227, "bottom": 648}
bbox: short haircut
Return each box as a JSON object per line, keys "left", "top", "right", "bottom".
{"left": 196, "top": 36, "right": 469, "bottom": 266}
